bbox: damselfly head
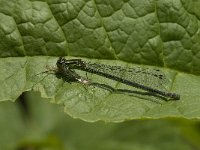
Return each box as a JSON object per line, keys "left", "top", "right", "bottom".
{"left": 57, "top": 57, "right": 66, "bottom": 67}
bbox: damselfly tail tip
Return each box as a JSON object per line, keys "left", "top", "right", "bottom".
{"left": 166, "top": 92, "right": 180, "bottom": 100}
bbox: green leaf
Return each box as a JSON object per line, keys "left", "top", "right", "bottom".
{"left": 0, "top": 101, "right": 25, "bottom": 150}
{"left": 0, "top": 0, "right": 200, "bottom": 122}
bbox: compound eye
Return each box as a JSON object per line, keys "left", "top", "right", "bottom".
{"left": 61, "top": 58, "right": 64, "bottom": 63}
{"left": 58, "top": 57, "right": 64, "bottom": 63}
{"left": 56, "top": 57, "right": 63, "bottom": 66}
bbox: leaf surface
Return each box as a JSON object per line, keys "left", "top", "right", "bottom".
{"left": 0, "top": 0, "right": 200, "bottom": 122}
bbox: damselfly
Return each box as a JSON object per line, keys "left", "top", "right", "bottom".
{"left": 56, "top": 57, "right": 180, "bottom": 100}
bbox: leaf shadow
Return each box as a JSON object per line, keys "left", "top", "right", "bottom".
{"left": 90, "top": 82, "right": 169, "bottom": 104}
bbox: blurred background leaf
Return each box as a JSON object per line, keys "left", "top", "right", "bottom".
{"left": 1, "top": 91, "right": 200, "bottom": 150}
